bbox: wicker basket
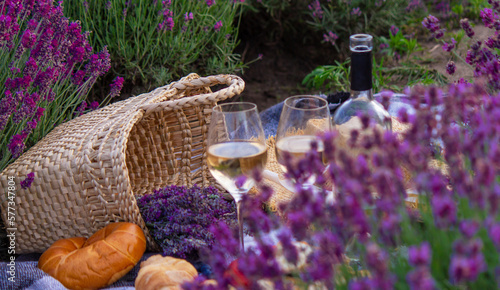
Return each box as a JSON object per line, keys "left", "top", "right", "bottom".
{"left": 0, "top": 73, "right": 245, "bottom": 253}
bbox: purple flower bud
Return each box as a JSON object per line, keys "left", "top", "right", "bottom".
{"left": 481, "top": 8, "right": 496, "bottom": 28}
{"left": 72, "top": 70, "right": 86, "bottom": 86}
{"left": 20, "top": 172, "right": 35, "bottom": 189}
{"left": 76, "top": 101, "right": 87, "bottom": 116}
{"left": 449, "top": 253, "right": 486, "bottom": 284}
{"left": 308, "top": 0, "right": 323, "bottom": 19}
{"left": 323, "top": 31, "right": 338, "bottom": 46}
{"left": 422, "top": 15, "right": 441, "bottom": 33}
{"left": 206, "top": 0, "right": 215, "bottom": 7}
{"left": 407, "top": 267, "right": 435, "bottom": 290}
{"left": 20, "top": 28, "right": 36, "bottom": 50}
{"left": 471, "top": 41, "right": 482, "bottom": 51}
{"left": 90, "top": 101, "right": 99, "bottom": 110}
{"left": 442, "top": 38, "right": 456, "bottom": 52}
{"left": 434, "top": 29, "right": 445, "bottom": 39}
{"left": 390, "top": 25, "right": 399, "bottom": 36}
{"left": 460, "top": 18, "right": 475, "bottom": 38}
{"left": 214, "top": 20, "right": 223, "bottom": 32}
{"left": 34, "top": 107, "right": 45, "bottom": 121}
{"left": 109, "top": 76, "right": 124, "bottom": 98}
{"left": 446, "top": 61, "right": 456, "bottom": 75}
{"left": 431, "top": 194, "right": 457, "bottom": 228}
{"left": 349, "top": 278, "right": 373, "bottom": 290}
{"left": 277, "top": 229, "right": 298, "bottom": 265}
{"left": 487, "top": 221, "right": 500, "bottom": 249}
{"left": 351, "top": 7, "right": 362, "bottom": 16}
{"left": 8, "top": 134, "right": 26, "bottom": 158}
{"left": 184, "top": 12, "right": 193, "bottom": 22}
{"left": 365, "top": 242, "right": 389, "bottom": 275}
{"left": 408, "top": 242, "right": 431, "bottom": 266}
{"left": 287, "top": 212, "right": 308, "bottom": 240}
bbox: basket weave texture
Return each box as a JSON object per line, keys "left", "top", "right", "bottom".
{"left": 0, "top": 73, "right": 245, "bottom": 253}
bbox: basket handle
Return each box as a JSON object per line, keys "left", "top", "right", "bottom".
{"left": 139, "top": 74, "right": 245, "bottom": 115}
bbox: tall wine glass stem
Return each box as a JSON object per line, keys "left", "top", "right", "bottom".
{"left": 236, "top": 200, "right": 244, "bottom": 251}
{"left": 231, "top": 190, "right": 246, "bottom": 252}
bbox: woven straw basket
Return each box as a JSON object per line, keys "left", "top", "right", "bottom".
{"left": 0, "top": 73, "right": 244, "bottom": 253}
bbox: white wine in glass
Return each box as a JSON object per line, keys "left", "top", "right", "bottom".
{"left": 275, "top": 95, "right": 330, "bottom": 188}
{"left": 207, "top": 102, "right": 267, "bottom": 250}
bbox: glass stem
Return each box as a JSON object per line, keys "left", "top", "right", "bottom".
{"left": 236, "top": 200, "right": 244, "bottom": 251}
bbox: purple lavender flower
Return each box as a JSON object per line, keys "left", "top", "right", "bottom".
{"left": 76, "top": 101, "right": 87, "bottom": 116}
{"left": 407, "top": 267, "right": 435, "bottom": 290}
{"left": 0, "top": 15, "right": 16, "bottom": 48}
{"left": 20, "top": 172, "right": 35, "bottom": 189}
{"left": 308, "top": 0, "right": 323, "bottom": 19}
{"left": 71, "top": 70, "right": 86, "bottom": 86}
{"left": 349, "top": 278, "right": 373, "bottom": 290}
{"left": 34, "top": 107, "right": 45, "bottom": 121}
{"left": 214, "top": 21, "right": 222, "bottom": 32}
{"left": 90, "top": 101, "right": 99, "bottom": 110}
{"left": 158, "top": 17, "right": 174, "bottom": 32}
{"left": 449, "top": 253, "right": 486, "bottom": 284}
{"left": 446, "top": 61, "right": 456, "bottom": 75}
{"left": 406, "top": 0, "right": 422, "bottom": 12}
{"left": 442, "top": 38, "right": 457, "bottom": 52}
{"left": 351, "top": 7, "right": 362, "bottom": 16}
{"left": 432, "top": 194, "right": 457, "bottom": 228}
{"left": 459, "top": 220, "right": 480, "bottom": 238}
{"left": 184, "top": 12, "right": 193, "bottom": 22}
{"left": 20, "top": 28, "right": 36, "bottom": 50}
{"left": 323, "top": 31, "right": 338, "bottom": 46}
{"left": 408, "top": 242, "right": 431, "bottom": 266}
{"left": 277, "top": 229, "right": 298, "bottom": 266}
{"left": 206, "top": 0, "right": 215, "bottom": 7}
{"left": 422, "top": 15, "right": 441, "bottom": 33}
{"left": 487, "top": 221, "right": 500, "bottom": 249}
{"left": 109, "top": 76, "right": 124, "bottom": 98}
{"left": 460, "top": 18, "right": 475, "bottom": 38}
{"left": 85, "top": 47, "right": 111, "bottom": 77}
{"left": 481, "top": 8, "right": 497, "bottom": 28}
{"left": 8, "top": 134, "right": 26, "bottom": 158}
{"left": 390, "top": 25, "right": 399, "bottom": 36}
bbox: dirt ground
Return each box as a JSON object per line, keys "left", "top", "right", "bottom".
{"left": 235, "top": 24, "right": 492, "bottom": 112}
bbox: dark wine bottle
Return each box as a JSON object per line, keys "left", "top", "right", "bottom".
{"left": 333, "top": 34, "right": 391, "bottom": 139}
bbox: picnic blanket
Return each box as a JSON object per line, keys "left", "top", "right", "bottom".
{"left": 0, "top": 92, "right": 412, "bottom": 289}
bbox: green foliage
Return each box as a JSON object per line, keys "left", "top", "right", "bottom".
{"left": 466, "top": 0, "right": 490, "bottom": 18}
{"left": 379, "top": 30, "right": 422, "bottom": 61}
{"left": 302, "top": 58, "right": 447, "bottom": 93}
{"left": 63, "top": 0, "right": 244, "bottom": 89}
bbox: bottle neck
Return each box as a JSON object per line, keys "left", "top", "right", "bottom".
{"left": 350, "top": 89, "right": 374, "bottom": 101}
{"left": 350, "top": 50, "right": 372, "bottom": 93}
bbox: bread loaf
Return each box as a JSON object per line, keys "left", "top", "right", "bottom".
{"left": 135, "top": 255, "right": 198, "bottom": 290}
{"left": 38, "top": 222, "right": 146, "bottom": 290}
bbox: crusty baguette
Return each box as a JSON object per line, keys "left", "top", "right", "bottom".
{"left": 38, "top": 222, "right": 146, "bottom": 290}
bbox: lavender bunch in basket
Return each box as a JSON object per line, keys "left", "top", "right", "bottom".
{"left": 183, "top": 82, "right": 500, "bottom": 289}
{"left": 137, "top": 185, "right": 237, "bottom": 260}
{"left": 0, "top": 0, "right": 122, "bottom": 174}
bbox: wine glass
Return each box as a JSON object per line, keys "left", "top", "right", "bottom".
{"left": 275, "top": 95, "right": 330, "bottom": 189}
{"left": 207, "top": 102, "right": 268, "bottom": 251}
